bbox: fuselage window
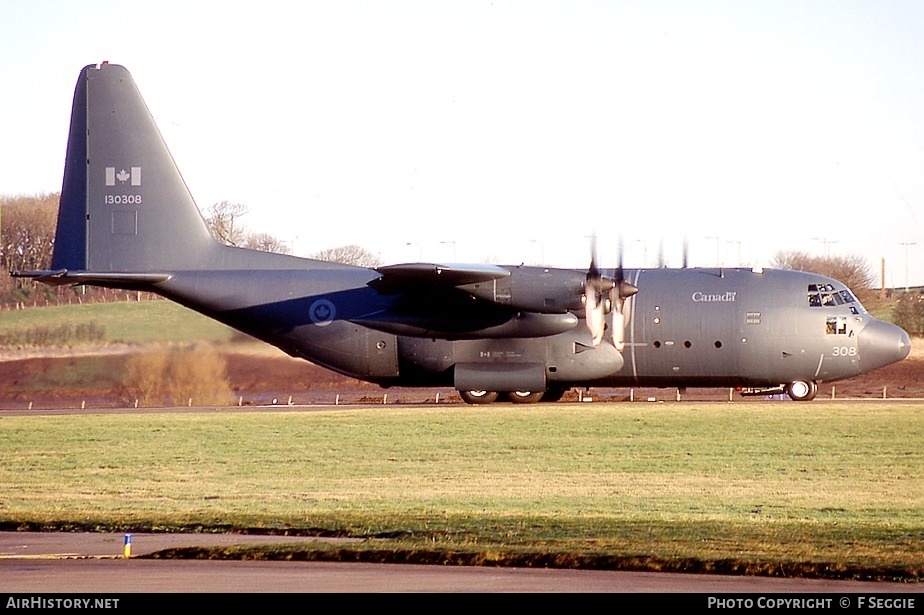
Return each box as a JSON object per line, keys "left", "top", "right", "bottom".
{"left": 826, "top": 316, "right": 848, "bottom": 335}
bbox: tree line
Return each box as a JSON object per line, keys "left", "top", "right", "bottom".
{"left": 0, "top": 194, "right": 379, "bottom": 308}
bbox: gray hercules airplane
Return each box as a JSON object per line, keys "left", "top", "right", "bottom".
{"left": 13, "top": 63, "right": 912, "bottom": 403}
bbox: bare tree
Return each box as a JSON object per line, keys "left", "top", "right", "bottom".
{"left": 771, "top": 250, "right": 875, "bottom": 296}
{"left": 204, "top": 201, "right": 249, "bottom": 247}
{"left": 310, "top": 245, "right": 381, "bottom": 267}
{"left": 204, "top": 201, "right": 291, "bottom": 254}
{"left": 244, "top": 232, "right": 290, "bottom": 254}
{"left": 1, "top": 193, "right": 59, "bottom": 272}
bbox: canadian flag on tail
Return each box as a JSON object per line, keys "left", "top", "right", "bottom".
{"left": 105, "top": 166, "right": 141, "bottom": 186}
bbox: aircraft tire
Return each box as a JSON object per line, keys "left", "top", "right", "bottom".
{"left": 459, "top": 390, "right": 500, "bottom": 404}
{"left": 785, "top": 380, "right": 818, "bottom": 402}
{"left": 508, "top": 391, "right": 544, "bottom": 404}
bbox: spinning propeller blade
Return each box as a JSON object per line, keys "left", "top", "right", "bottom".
{"left": 584, "top": 234, "right": 608, "bottom": 346}
{"left": 583, "top": 235, "right": 637, "bottom": 348}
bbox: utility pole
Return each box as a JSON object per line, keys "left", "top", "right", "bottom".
{"left": 898, "top": 242, "right": 916, "bottom": 293}
{"left": 529, "top": 239, "right": 545, "bottom": 266}
{"left": 880, "top": 257, "right": 886, "bottom": 300}
{"left": 439, "top": 240, "right": 457, "bottom": 261}
{"left": 706, "top": 235, "right": 720, "bottom": 267}
{"left": 811, "top": 237, "right": 838, "bottom": 258}
{"left": 726, "top": 240, "right": 742, "bottom": 267}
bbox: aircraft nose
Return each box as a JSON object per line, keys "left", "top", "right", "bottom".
{"left": 858, "top": 319, "right": 911, "bottom": 373}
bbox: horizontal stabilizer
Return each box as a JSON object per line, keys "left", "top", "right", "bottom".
{"left": 11, "top": 269, "right": 171, "bottom": 287}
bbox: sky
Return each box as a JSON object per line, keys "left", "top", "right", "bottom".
{"left": 2, "top": 0, "right": 923, "bottom": 287}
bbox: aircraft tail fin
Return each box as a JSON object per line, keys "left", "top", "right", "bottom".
{"left": 51, "top": 63, "right": 219, "bottom": 274}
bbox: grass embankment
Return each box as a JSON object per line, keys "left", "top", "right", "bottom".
{"left": 0, "top": 403, "right": 921, "bottom": 581}
{"left": 0, "top": 301, "right": 234, "bottom": 348}
{"left": 0, "top": 302, "right": 242, "bottom": 405}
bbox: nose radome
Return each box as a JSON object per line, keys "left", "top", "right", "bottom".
{"left": 858, "top": 319, "right": 912, "bottom": 373}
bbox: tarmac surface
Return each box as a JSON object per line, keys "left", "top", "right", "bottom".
{"left": 0, "top": 532, "right": 921, "bottom": 593}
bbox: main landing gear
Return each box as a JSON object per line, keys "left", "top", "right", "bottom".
{"left": 458, "top": 387, "right": 568, "bottom": 405}
{"left": 458, "top": 390, "right": 500, "bottom": 404}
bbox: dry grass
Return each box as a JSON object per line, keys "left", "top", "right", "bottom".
{"left": 122, "top": 349, "right": 233, "bottom": 406}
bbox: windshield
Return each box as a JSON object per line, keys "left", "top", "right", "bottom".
{"left": 806, "top": 283, "right": 867, "bottom": 315}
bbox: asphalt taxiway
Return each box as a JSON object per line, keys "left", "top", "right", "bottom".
{"left": 0, "top": 533, "right": 920, "bottom": 593}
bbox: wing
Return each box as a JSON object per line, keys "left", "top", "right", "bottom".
{"left": 358, "top": 262, "right": 584, "bottom": 339}
{"left": 371, "top": 262, "right": 510, "bottom": 290}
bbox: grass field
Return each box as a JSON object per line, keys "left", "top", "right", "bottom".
{"left": 0, "top": 402, "right": 921, "bottom": 580}
{"left": 0, "top": 301, "right": 234, "bottom": 347}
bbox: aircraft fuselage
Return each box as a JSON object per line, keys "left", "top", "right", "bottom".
{"left": 149, "top": 259, "right": 908, "bottom": 399}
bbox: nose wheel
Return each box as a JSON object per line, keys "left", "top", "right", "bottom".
{"left": 786, "top": 380, "right": 818, "bottom": 402}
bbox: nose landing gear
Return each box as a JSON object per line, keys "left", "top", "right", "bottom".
{"left": 785, "top": 380, "right": 818, "bottom": 402}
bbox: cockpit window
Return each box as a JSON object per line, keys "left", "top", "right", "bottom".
{"left": 808, "top": 283, "right": 835, "bottom": 307}
{"left": 808, "top": 283, "right": 868, "bottom": 315}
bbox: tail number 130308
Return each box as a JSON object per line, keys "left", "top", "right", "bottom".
{"left": 105, "top": 194, "right": 142, "bottom": 205}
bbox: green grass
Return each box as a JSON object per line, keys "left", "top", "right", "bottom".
{"left": 0, "top": 301, "right": 235, "bottom": 347}
{"left": 0, "top": 402, "right": 921, "bottom": 578}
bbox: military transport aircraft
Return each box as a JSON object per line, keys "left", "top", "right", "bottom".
{"left": 13, "top": 63, "right": 912, "bottom": 403}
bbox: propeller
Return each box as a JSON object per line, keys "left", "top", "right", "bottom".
{"left": 584, "top": 236, "right": 638, "bottom": 348}
{"left": 584, "top": 235, "right": 611, "bottom": 346}
{"left": 609, "top": 237, "right": 638, "bottom": 350}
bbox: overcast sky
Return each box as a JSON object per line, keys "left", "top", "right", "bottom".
{"left": 2, "top": 0, "right": 922, "bottom": 286}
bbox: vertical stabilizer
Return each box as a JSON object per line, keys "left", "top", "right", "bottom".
{"left": 51, "top": 63, "right": 218, "bottom": 273}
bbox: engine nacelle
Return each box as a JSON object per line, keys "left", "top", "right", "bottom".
{"left": 459, "top": 266, "right": 586, "bottom": 314}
